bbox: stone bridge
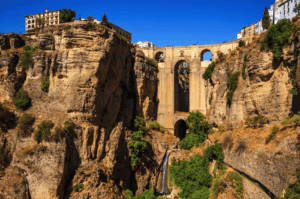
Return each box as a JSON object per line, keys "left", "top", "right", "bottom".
{"left": 137, "top": 38, "right": 252, "bottom": 136}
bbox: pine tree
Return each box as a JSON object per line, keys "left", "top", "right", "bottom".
{"left": 262, "top": 7, "right": 270, "bottom": 30}
{"left": 101, "top": 13, "right": 108, "bottom": 26}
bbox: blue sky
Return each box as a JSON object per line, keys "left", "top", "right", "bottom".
{"left": 0, "top": 0, "right": 275, "bottom": 60}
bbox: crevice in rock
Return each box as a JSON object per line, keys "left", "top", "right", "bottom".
{"left": 225, "top": 163, "right": 275, "bottom": 198}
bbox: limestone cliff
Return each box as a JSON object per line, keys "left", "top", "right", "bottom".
{"left": 0, "top": 24, "right": 175, "bottom": 199}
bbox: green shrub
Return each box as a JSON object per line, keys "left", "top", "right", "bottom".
{"left": 290, "top": 86, "right": 298, "bottom": 95}
{"left": 218, "top": 123, "right": 225, "bottom": 134}
{"left": 13, "top": 88, "right": 30, "bottom": 110}
{"left": 260, "top": 19, "right": 292, "bottom": 61}
{"left": 228, "top": 172, "right": 244, "bottom": 199}
{"left": 18, "top": 113, "right": 34, "bottom": 132}
{"left": 155, "top": 97, "right": 159, "bottom": 102}
{"left": 64, "top": 121, "right": 74, "bottom": 131}
{"left": 266, "top": 124, "right": 279, "bottom": 143}
{"left": 87, "top": 22, "right": 94, "bottom": 31}
{"left": 21, "top": 45, "right": 37, "bottom": 69}
{"left": 59, "top": 8, "right": 76, "bottom": 23}
{"left": 244, "top": 53, "right": 248, "bottom": 62}
{"left": 290, "top": 65, "right": 297, "bottom": 78}
{"left": 281, "top": 116, "right": 291, "bottom": 125}
{"left": 169, "top": 144, "right": 224, "bottom": 199}
{"left": 148, "top": 58, "right": 157, "bottom": 67}
{"left": 209, "top": 93, "right": 213, "bottom": 105}
{"left": 252, "top": 115, "right": 266, "bottom": 128}
{"left": 242, "top": 62, "right": 246, "bottom": 80}
{"left": 203, "top": 64, "right": 214, "bottom": 80}
{"left": 125, "top": 184, "right": 156, "bottom": 199}
{"left": 226, "top": 72, "right": 240, "bottom": 104}
{"left": 73, "top": 183, "right": 84, "bottom": 192}
{"left": 117, "top": 34, "right": 129, "bottom": 44}
{"left": 147, "top": 120, "right": 163, "bottom": 132}
{"left": 239, "top": 40, "right": 245, "bottom": 47}
{"left": 179, "top": 111, "right": 212, "bottom": 150}
{"left": 64, "top": 25, "right": 71, "bottom": 32}
{"left": 290, "top": 112, "right": 300, "bottom": 125}
{"left": 128, "top": 116, "right": 147, "bottom": 166}
{"left": 34, "top": 120, "right": 53, "bottom": 142}
{"left": 293, "top": 168, "right": 300, "bottom": 181}
{"left": 41, "top": 76, "right": 50, "bottom": 92}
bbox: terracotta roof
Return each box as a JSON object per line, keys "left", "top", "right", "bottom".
{"left": 24, "top": 9, "right": 61, "bottom": 17}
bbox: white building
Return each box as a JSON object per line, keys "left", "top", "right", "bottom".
{"left": 279, "top": 0, "right": 300, "bottom": 21}
{"left": 24, "top": 9, "right": 60, "bottom": 32}
{"left": 137, "top": 41, "right": 154, "bottom": 48}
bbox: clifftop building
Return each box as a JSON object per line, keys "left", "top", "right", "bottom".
{"left": 24, "top": 9, "right": 60, "bottom": 32}
{"left": 24, "top": 9, "right": 131, "bottom": 43}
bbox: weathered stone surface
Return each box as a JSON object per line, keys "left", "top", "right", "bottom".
{"left": 243, "top": 178, "right": 270, "bottom": 199}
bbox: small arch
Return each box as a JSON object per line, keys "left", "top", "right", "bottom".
{"left": 200, "top": 49, "right": 212, "bottom": 61}
{"left": 155, "top": 51, "right": 165, "bottom": 62}
{"left": 28, "top": 25, "right": 31, "bottom": 28}
{"left": 174, "top": 119, "right": 188, "bottom": 140}
{"left": 32, "top": 20, "right": 34, "bottom": 23}
{"left": 32, "top": 25, "right": 34, "bottom": 28}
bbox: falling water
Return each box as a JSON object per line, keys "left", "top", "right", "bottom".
{"left": 160, "top": 153, "right": 170, "bottom": 194}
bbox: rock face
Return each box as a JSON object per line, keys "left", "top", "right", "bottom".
{"left": 0, "top": 24, "right": 165, "bottom": 199}
{"left": 206, "top": 32, "right": 300, "bottom": 129}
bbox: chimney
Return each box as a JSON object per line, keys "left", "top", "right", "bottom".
{"left": 46, "top": 8, "right": 49, "bottom": 12}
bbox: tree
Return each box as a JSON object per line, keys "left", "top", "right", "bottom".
{"left": 59, "top": 8, "right": 76, "bottom": 23}
{"left": 262, "top": 7, "right": 270, "bottom": 30}
{"left": 86, "top": 16, "right": 94, "bottom": 22}
{"left": 100, "top": 13, "right": 111, "bottom": 28}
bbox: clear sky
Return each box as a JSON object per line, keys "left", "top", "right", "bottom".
{"left": 0, "top": 0, "right": 275, "bottom": 59}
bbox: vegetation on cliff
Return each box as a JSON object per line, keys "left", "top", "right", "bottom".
{"left": 18, "top": 113, "right": 34, "bottom": 135}
{"left": 41, "top": 76, "right": 50, "bottom": 92}
{"left": 125, "top": 184, "right": 156, "bottom": 199}
{"left": 275, "top": 168, "right": 300, "bottom": 198}
{"left": 262, "top": 7, "right": 270, "bottom": 30}
{"left": 147, "top": 120, "right": 164, "bottom": 132}
{"left": 128, "top": 116, "right": 148, "bottom": 166}
{"left": 59, "top": 8, "right": 76, "bottom": 23}
{"left": 169, "top": 144, "right": 224, "bottom": 199}
{"left": 13, "top": 88, "right": 30, "bottom": 110}
{"left": 203, "top": 64, "right": 214, "bottom": 80}
{"left": 260, "top": 19, "right": 292, "bottom": 61}
{"left": 226, "top": 72, "right": 240, "bottom": 105}
{"left": 21, "top": 45, "right": 37, "bottom": 69}
{"left": 34, "top": 120, "right": 53, "bottom": 142}
{"left": 228, "top": 172, "right": 244, "bottom": 198}
{"left": 179, "top": 111, "right": 212, "bottom": 150}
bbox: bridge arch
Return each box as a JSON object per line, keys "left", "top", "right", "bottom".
{"left": 154, "top": 51, "right": 165, "bottom": 62}
{"left": 200, "top": 49, "right": 212, "bottom": 61}
{"left": 174, "top": 59, "right": 190, "bottom": 113}
{"left": 174, "top": 119, "right": 188, "bottom": 140}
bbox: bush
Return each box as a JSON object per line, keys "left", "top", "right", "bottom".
{"left": 281, "top": 116, "right": 291, "bottom": 125}
{"left": 266, "top": 124, "right": 279, "bottom": 143}
{"left": 228, "top": 172, "right": 244, "bottom": 198}
{"left": 169, "top": 144, "right": 224, "bottom": 199}
{"left": 13, "top": 88, "right": 30, "bottom": 110}
{"left": 21, "top": 45, "right": 37, "bottom": 69}
{"left": 125, "top": 184, "right": 156, "bottom": 199}
{"left": 41, "top": 76, "right": 50, "bottom": 92}
{"left": 260, "top": 19, "right": 292, "bottom": 61}
{"left": 209, "top": 93, "right": 213, "bottom": 105}
{"left": 281, "top": 112, "right": 300, "bottom": 126}
{"left": 147, "top": 120, "right": 163, "bottom": 132}
{"left": 290, "top": 86, "right": 298, "bottom": 95}
{"left": 148, "top": 58, "right": 157, "bottom": 67}
{"left": 73, "top": 183, "right": 83, "bottom": 192}
{"left": 180, "top": 111, "right": 212, "bottom": 150}
{"left": 290, "top": 65, "right": 297, "bottom": 78}
{"left": 242, "top": 62, "right": 246, "bottom": 80}
{"left": 118, "top": 34, "right": 129, "bottom": 44}
{"left": 87, "top": 22, "right": 94, "bottom": 31}
{"left": 252, "top": 115, "right": 266, "bottom": 128}
{"left": 64, "top": 25, "right": 71, "bottom": 32}
{"left": 18, "top": 113, "right": 34, "bottom": 133}
{"left": 218, "top": 123, "right": 225, "bottom": 134}
{"left": 64, "top": 121, "right": 74, "bottom": 131}
{"left": 203, "top": 64, "right": 214, "bottom": 80}
{"left": 59, "top": 8, "right": 76, "bottom": 23}
{"left": 34, "top": 120, "right": 53, "bottom": 142}
{"left": 244, "top": 53, "right": 248, "bottom": 62}
{"left": 239, "top": 40, "right": 245, "bottom": 47}
{"left": 128, "top": 116, "right": 147, "bottom": 166}
{"left": 226, "top": 72, "right": 240, "bottom": 104}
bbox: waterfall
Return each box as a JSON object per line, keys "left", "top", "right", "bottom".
{"left": 160, "top": 153, "right": 170, "bottom": 194}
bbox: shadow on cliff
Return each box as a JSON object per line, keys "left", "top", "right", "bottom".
{"left": 291, "top": 93, "right": 300, "bottom": 114}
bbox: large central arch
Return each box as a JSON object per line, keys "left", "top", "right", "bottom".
{"left": 174, "top": 60, "right": 190, "bottom": 113}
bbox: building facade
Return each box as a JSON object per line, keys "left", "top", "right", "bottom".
{"left": 279, "top": 0, "right": 300, "bottom": 21}
{"left": 24, "top": 9, "right": 60, "bottom": 32}
{"left": 137, "top": 41, "right": 155, "bottom": 48}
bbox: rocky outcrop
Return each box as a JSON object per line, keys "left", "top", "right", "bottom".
{"left": 206, "top": 32, "right": 299, "bottom": 129}
{"left": 0, "top": 24, "right": 162, "bottom": 199}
